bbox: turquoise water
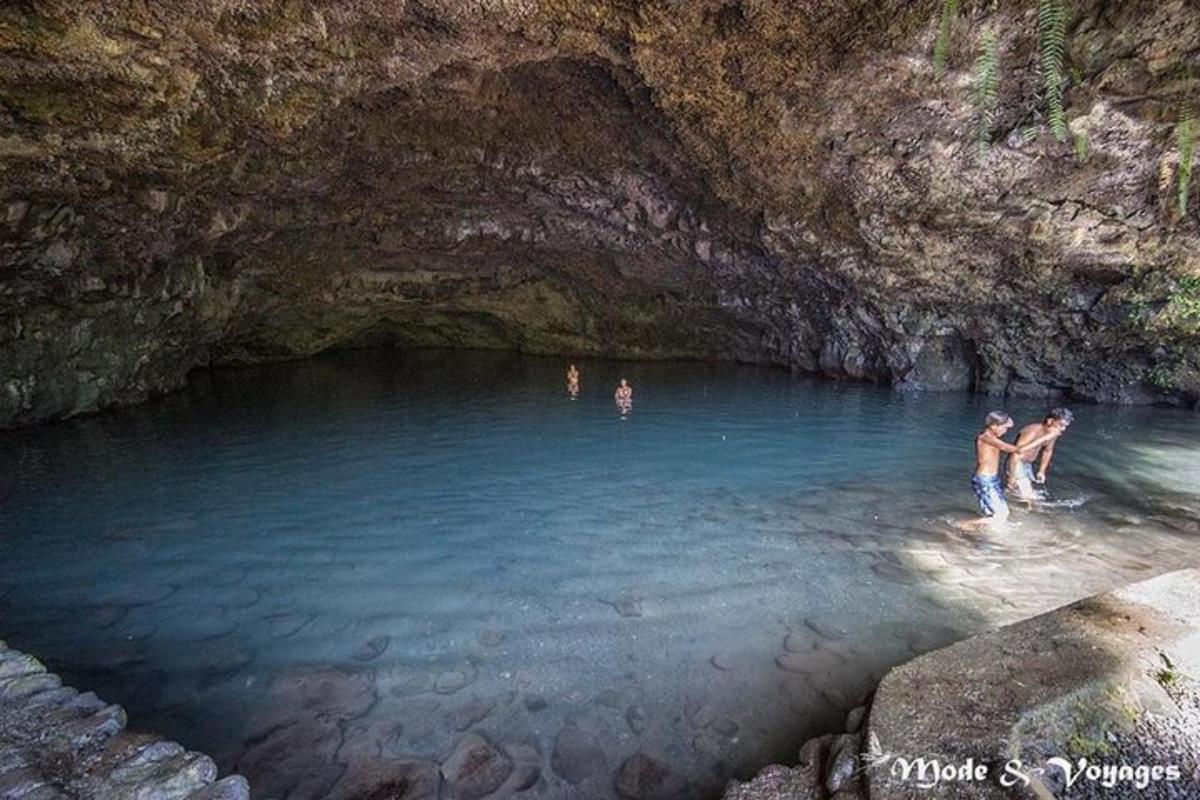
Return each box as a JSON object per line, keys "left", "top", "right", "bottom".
{"left": 1, "top": 349, "right": 1198, "bottom": 799}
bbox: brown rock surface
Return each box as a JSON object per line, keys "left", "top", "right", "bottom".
{"left": 866, "top": 568, "right": 1200, "bottom": 798}
{"left": 1, "top": 2, "right": 1198, "bottom": 425}
{"left": 0, "top": 641, "right": 247, "bottom": 799}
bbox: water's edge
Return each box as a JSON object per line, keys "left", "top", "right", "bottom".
{"left": 6, "top": 344, "right": 1197, "bottom": 433}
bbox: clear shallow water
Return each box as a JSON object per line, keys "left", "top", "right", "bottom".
{"left": 1, "top": 349, "right": 1198, "bottom": 799}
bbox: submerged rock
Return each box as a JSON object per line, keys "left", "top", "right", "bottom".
{"left": 478, "top": 630, "right": 506, "bottom": 648}
{"left": 824, "top": 733, "right": 860, "bottom": 795}
{"left": 550, "top": 726, "right": 607, "bottom": 785}
{"left": 236, "top": 715, "right": 345, "bottom": 799}
{"left": 353, "top": 635, "right": 391, "bottom": 662}
{"left": 433, "top": 665, "right": 477, "bottom": 695}
{"left": 441, "top": 733, "right": 512, "bottom": 800}
{"left": 614, "top": 752, "right": 686, "bottom": 799}
{"left": 446, "top": 697, "right": 494, "bottom": 732}
{"left": 264, "top": 665, "right": 375, "bottom": 719}
{"left": 332, "top": 759, "right": 439, "bottom": 800}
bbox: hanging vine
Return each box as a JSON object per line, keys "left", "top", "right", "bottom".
{"left": 973, "top": 27, "right": 1001, "bottom": 158}
{"left": 1179, "top": 102, "right": 1195, "bottom": 216}
{"left": 1037, "top": 0, "right": 1069, "bottom": 141}
{"left": 933, "top": 0, "right": 959, "bottom": 78}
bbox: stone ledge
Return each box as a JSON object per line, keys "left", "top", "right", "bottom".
{"left": 724, "top": 569, "right": 1200, "bottom": 800}
{"left": 866, "top": 568, "right": 1200, "bottom": 799}
{"left": 0, "top": 640, "right": 249, "bottom": 800}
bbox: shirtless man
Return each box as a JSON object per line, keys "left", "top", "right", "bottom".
{"left": 969, "top": 411, "right": 1062, "bottom": 526}
{"left": 1006, "top": 408, "right": 1073, "bottom": 500}
{"left": 614, "top": 378, "right": 633, "bottom": 412}
{"left": 566, "top": 364, "right": 580, "bottom": 398}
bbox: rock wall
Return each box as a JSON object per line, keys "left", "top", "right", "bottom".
{"left": 0, "top": 638, "right": 249, "bottom": 799}
{"left": 2, "top": 0, "right": 1199, "bottom": 426}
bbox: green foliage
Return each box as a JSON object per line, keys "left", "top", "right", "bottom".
{"left": 973, "top": 27, "right": 1000, "bottom": 158}
{"left": 1038, "top": 0, "right": 1069, "bottom": 141}
{"left": 1178, "top": 104, "right": 1195, "bottom": 216}
{"left": 932, "top": 0, "right": 959, "bottom": 78}
{"left": 1149, "top": 360, "right": 1199, "bottom": 393}
{"left": 1149, "top": 365, "right": 1174, "bottom": 391}
{"left": 1171, "top": 274, "right": 1200, "bottom": 322}
{"left": 1073, "top": 130, "right": 1088, "bottom": 162}
{"left": 1155, "top": 652, "right": 1180, "bottom": 687}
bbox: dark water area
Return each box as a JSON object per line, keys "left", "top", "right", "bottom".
{"left": 2, "top": 349, "right": 1198, "bottom": 798}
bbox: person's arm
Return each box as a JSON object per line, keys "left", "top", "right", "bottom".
{"left": 1016, "top": 428, "right": 1061, "bottom": 454}
{"left": 1035, "top": 439, "right": 1056, "bottom": 482}
{"left": 981, "top": 432, "right": 1023, "bottom": 454}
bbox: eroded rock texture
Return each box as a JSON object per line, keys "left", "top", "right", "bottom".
{"left": 2, "top": 0, "right": 1198, "bottom": 425}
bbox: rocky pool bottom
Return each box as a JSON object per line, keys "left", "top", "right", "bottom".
{"left": 1, "top": 350, "right": 1198, "bottom": 799}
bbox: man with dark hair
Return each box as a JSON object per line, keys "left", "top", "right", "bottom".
{"left": 1006, "top": 407, "right": 1074, "bottom": 500}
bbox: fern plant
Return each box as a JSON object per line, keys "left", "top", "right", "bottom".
{"left": 1179, "top": 104, "right": 1195, "bottom": 216}
{"left": 932, "top": 0, "right": 959, "bottom": 78}
{"left": 974, "top": 27, "right": 1000, "bottom": 158}
{"left": 1038, "top": 0, "right": 1069, "bottom": 141}
{"left": 1073, "top": 131, "right": 1089, "bottom": 163}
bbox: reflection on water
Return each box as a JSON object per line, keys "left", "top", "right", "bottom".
{"left": 1, "top": 349, "right": 1197, "bottom": 799}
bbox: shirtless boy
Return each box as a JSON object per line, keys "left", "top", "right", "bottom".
{"left": 566, "top": 364, "right": 580, "bottom": 397}
{"left": 1006, "top": 407, "right": 1074, "bottom": 500}
{"left": 970, "top": 411, "right": 1062, "bottom": 525}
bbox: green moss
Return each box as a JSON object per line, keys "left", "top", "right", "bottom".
{"left": 1073, "top": 131, "right": 1089, "bottom": 163}
{"left": 1063, "top": 685, "right": 1141, "bottom": 759}
{"left": 1066, "top": 731, "right": 1112, "bottom": 759}
{"left": 0, "top": 84, "right": 89, "bottom": 125}
{"left": 174, "top": 114, "right": 233, "bottom": 163}
{"left": 318, "top": 35, "right": 359, "bottom": 60}
{"left": 1155, "top": 652, "right": 1180, "bottom": 688}
{"left": 260, "top": 84, "right": 326, "bottom": 138}
{"left": 1170, "top": 275, "right": 1200, "bottom": 323}
{"left": 1149, "top": 359, "right": 1200, "bottom": 393}
{"left": 216, "top": 0, "right": 314, "bottom": 46}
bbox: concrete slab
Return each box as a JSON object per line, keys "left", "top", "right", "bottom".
{"left": 865, "top": 569, "right": 1200, "bottom": 799}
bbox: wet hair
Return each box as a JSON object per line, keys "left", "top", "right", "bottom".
{"left": 1045, "top": 407, "right": 1074, "bottom": 424}
{"left": 984, "top": 411, "right": 1012, "bottom": 428}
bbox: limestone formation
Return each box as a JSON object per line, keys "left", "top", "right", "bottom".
{"left": 3, "top": 1, "right": 1199, "bottom": 428}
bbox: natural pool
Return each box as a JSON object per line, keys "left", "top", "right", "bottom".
{"left": 2, "top": 349, "right": 1198, "bottom": 799}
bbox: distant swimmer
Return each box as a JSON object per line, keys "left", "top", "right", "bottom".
{"left": 614, "top": 378, "right": 633, "bottom": 414}
{"left": 566, "top": 364, "right": 580, "bottom": 398}
{"left": 1006, "top": 407, "right": 1074, "bottom": 501}
{"left": 961, "top": 411, "right": 1062, "bottom": 530}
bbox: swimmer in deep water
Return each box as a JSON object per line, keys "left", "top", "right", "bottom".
{"left": 1006, "top": 407, "right": 1074, "bottom": 501}
{"left": 614, "top": 378, "right": 633, "bottom": 414}
{"left": 566, "top": 364, "right": 580, "bottom": 398}
{"left": 962, "top": 411, "right": 1063, "bottom": 530}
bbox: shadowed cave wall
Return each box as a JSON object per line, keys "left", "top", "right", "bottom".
{"left": 2, "top": 0, "right": 1198, "bottom": 427}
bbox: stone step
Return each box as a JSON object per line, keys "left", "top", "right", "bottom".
{"left": 0, "top": 642, "right": 249, "bottom": 800}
